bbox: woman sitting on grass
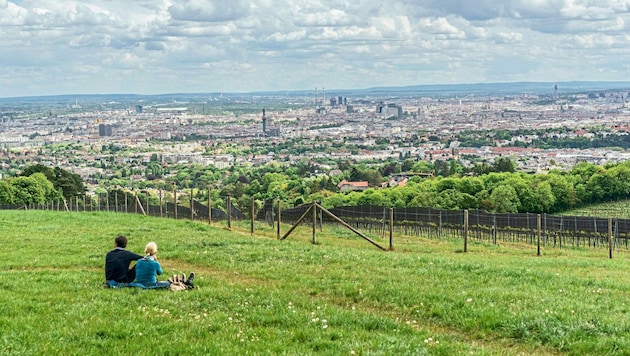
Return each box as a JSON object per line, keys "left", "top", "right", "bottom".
{"left": 135, "top": 241, "right": 172, "bottom": 289}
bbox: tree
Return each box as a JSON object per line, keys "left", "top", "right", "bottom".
{"left": 0, "top": 181, "right": 14, "bottom": 204}
{"left": 492, "top": 157, "right": 516, "bottom": 173}
{"left": 19, "top": 164, "right": 86, "bottom": 200}
{"left": 30, "top": 173, "right": 62, "bottom": 202}
{"left": 488, "top": 185, "right": 520, "bottom": 213}
{"left": 10, "top": 176, "right": 46, "bottom": 205}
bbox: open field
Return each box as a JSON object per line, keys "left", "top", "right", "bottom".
{"left": 1, "top": 210, "right": 629, "bottom": 355}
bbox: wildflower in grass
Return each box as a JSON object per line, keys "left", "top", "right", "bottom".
{"left": 466, "top": 298, "right": 472, "bottom": 303}
{"left": 424, "top": 337, "right": 439, "bottom": 347}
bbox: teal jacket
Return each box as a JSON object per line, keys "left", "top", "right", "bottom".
{"left": 135, "top": 255, "right": 163, "bottom": 285}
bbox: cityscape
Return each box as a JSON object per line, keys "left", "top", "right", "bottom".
{"left": 2, "top": 82, "right": 630, "bottom": 194}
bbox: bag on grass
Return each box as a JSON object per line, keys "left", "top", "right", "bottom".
{"left": 168, "top": 274, "right": 188, "bottom": 291}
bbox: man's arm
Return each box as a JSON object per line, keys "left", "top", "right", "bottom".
{"left": 125, "top": 250, "right": 143, "bottom": 261}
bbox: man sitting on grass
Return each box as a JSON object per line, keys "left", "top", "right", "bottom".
{"left": 105, "top": 235, "right": 143, "bottom": 284}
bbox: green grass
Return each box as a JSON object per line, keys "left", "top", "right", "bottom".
{"left": 1, "top": 210, "right": 630, "bottom": 355}
{"left": 563, "top": 199, "right": 630, "bottom": 219}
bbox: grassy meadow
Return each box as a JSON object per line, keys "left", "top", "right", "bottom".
{"left": 1, "top": 210, "right": 630, "bottom": 355}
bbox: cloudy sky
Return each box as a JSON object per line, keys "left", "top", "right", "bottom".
{"left": 1, "top": 0, "right": 630, "bottom": 97}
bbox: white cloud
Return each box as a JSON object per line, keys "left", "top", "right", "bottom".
{"left": 1, "top": 0, "right": 630, "bottom": 97}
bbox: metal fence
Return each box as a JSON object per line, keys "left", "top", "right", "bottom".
{"left": 4, "top": 192, "right": 630, "bottom": 251}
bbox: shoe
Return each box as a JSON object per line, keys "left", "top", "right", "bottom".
{"left": 185, "top": 272, "right": 195, "bottom": 288}
{"left": 181, "top": 273, "right": 186, "bottom": 283}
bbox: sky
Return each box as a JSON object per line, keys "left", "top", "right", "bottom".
{"left": 1, "top": 0, "right": 630, "bottom": 97}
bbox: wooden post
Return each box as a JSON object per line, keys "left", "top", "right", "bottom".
{"left": 173, "top": 183, "right": 178, "bottom": 220}
{"left": 464, "top": 209, "right": 469, "bottom": 253}
{"left": 537, "top": 214, "right": 541, "bottom": 256}
{"left": 97, "top": 194, "right": 100, "bottom": 211}
{"left": 280, "top": 205, "right": 312, "bottom": 240}
{"left": 389, "top": 208, "right": 394, "bottom": 251}
{"left": 315, "top": 203, "right": 387, "bottom": 251}
{"left": 125, "top": 192, "right": 128, "bottom": 213}
{"left": 111, "top": 191, "right": 115, "bottom": 212}
{"left": 190, "top": 189, "right": 194, "bottom": 220}
{"left": 230, "top": 194, "right": 232, "bottom": 230}
{"left": 159, "top": 189, "right": 163, "bottom": 218}
{"left": 609, "top": 217, "right": 613, "bottom": 259}
{"left": 250, "top": 198, "right": 255, "bottom": 235}
{"left": 276, "top": 199, "right": 281, "bottom": 240}
{"left": 319, "top": 203, "right": 323, "bottom": 232}
{"left": 312, "top": 202, "right": 317, "bottom": 244}
{"left": 208, "top": 189, "right": 212, "bottom": 225}
{"left": 75, "top": 197, "right": 79, "bottom": 212}
{"left": 83, "top": 195, "right": 86, "bottom": 212}
{"left": 134, "top": 192, "right": 138, "bottom": 214}
{"left": 135, "top": 194, "right": 146, "bottom": 215}
{"left": 145, "top": 192, "right": 149, "bottom": 217}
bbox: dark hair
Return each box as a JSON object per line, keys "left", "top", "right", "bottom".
{"left": 115, "top": 235, "right": 128, "bottom": 248}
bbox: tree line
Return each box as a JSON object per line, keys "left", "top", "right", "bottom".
{"left": 0, "top": 164, "right": 86, "bottom": 206}
{"left": 3, "top": 159, "right": 630, "bottom": 215}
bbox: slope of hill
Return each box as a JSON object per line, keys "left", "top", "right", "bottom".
{"left": 0, "top": 210, "right": 628, "bottom": 355}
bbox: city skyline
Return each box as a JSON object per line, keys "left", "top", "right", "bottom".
{"left": 2, "top": 0, "right": 630, "bottom": 98}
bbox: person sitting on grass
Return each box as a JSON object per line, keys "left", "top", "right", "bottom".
{"left": 135, "top": 241, "right": 171, "bottom": 289}
{"left": 135, "top": 241, "right": 196, "bottom": 289}
{"left": 105, "top": 235, "right": 143, "bottom": 283}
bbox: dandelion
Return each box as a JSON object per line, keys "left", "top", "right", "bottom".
{"left": 322, "top": 324, "right": 328, "bottom": 329}
{"left": 466, "top": 298, "right": 472, "bottom": 303}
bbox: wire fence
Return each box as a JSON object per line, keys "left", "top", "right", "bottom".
{"left": 3, "top": 191, "right": 630, "bottom": 254}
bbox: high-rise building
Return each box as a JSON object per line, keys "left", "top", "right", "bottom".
{"left": 262, "top": 109, "right": 267, "bottom": 134}
{"left": 98, "top": 124, "right": 113, "bottom": 137}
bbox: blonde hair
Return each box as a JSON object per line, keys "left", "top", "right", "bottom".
{"left": 144, "top": 241, "right": 158, "bottom": 256}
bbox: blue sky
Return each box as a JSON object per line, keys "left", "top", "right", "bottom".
{"left": 1, "top": 0, "right": 630, "bottom": 97}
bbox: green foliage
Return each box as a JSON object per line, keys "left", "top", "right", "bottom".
{"left": 18, "top": 164, "right": 87, "bottom": 200}
{"left": 489, "top": 185, "right": 520, "bottom": 213}
{"left": 0, "top": 180, "right": 14, "bottom": 204}
{"left": 10, "top": 176, "right": 46, "bottom": 205}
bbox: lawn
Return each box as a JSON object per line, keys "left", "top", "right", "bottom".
{"left": 0, "top": 210, "right": 629, "bottom": 355}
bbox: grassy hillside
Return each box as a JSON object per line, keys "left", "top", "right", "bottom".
{"left": 1, "top": 210, "right": 629, "bottom": 355}
{"left": 563, "top": 199, "right": 630, "bottom": 219}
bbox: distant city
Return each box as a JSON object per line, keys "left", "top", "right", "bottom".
{"left": 2, "top": 81, "right": 630, "bottom": 191}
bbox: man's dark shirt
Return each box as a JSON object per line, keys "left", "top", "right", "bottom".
{"left": 105, "top": 247, "right": 143, "bottom": 283}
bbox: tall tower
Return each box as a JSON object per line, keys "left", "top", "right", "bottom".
{"left": 554, "top": 84, "right": 558, "bottom": 99}
{"left": 262, "top": 109, "right": 267, "bottom": 135}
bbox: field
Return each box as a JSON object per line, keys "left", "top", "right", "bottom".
{"left": 564, "top": 199, "right": 630, "bottom": 219}
{"left": 1, "top": 210, "right": 630, "bottom": 355}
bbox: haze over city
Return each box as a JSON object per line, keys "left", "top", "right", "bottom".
{"left": 2, "top": 0, "right": 630, "bottom": 97}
